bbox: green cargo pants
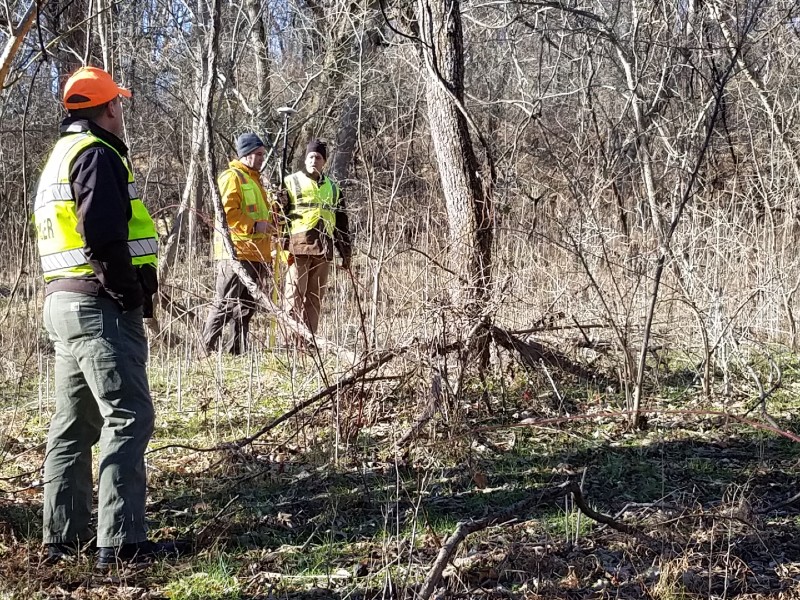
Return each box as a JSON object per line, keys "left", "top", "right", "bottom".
{"left": 42, "top": 291, "right": 154, "bottom": 548}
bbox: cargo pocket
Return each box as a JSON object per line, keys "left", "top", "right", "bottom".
{"left": 90, "top": 355, "right": 124, "bottom": 402}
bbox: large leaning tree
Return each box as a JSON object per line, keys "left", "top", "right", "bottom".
{"left": 415, "top": 0, "right": 494, "bottom": 359}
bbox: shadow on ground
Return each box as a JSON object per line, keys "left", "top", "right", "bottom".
{"left": 3, "top": 426, "right": 800, "bottom": 598}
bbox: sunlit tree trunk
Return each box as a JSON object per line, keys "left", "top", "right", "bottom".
{"left": 247, "top": 0, "right": 270, "bottom": 132}
{"left": 416, "top": 0, "right": 492, "bottom": 325}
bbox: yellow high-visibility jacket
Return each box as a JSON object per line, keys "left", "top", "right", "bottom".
{"left": 213, "top": 160, "right": 277, "bottom": 262}
{"left": 34, "top": 129, "right": 158, "bottom": 282}
{"left": 284, "top": 170, "right": 343, "bottom": 259}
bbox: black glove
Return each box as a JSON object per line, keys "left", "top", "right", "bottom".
{"left": 142, "top": 293, "right": 155, "bottom": 318}
{"left": 137, "top": 265, "right": 158, "bottom": 318}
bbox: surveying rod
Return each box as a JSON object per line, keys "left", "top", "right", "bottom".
{"left": 269, "top": 107, "right": 297, "bottom": 347}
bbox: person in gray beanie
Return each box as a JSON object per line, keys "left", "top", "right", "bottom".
{"left": 202, "top": 132, "right": 279, "bottom": 354}
{"left": 236, "top": 132, "right": 264, "bottom": 158}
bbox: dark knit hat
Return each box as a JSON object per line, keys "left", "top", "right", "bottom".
{"left": 236, "top": 132, "right": 265, "bottom": 158}
{"left": 306, "top": 139, "right": 327, "bottom": 160}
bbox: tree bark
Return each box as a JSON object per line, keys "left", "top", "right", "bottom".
{"left": 187, "top": 2, "right": 209, "bottom": 256}
{"left": 330, "top": 91, "right": 359, "bottom": 183}
{"left": 246, "top": 0, "right": 270, "bottom": 132}
{"left": 329, "top": 3, "right": 382, "bottom": 183}
{"left": 416, "top": 0, "right": 492, "bottom": 323}
{"left": 0, "top": 0, "right": 46, "bottom": 90}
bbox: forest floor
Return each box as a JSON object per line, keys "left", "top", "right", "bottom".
{"left": 2, "top": 340, "right": 800, "bottom": 600}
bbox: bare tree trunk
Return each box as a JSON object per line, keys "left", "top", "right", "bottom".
{"left": 330, "top": 5, "right": 382, "bottom": 182}
{"left": 416, "top": 0, "right": 492, "bottom": 325}
{"left": 710, "top": 0, "right": 800, "bottom": 186}
{"left": 187, "top": 22, "right": 208, "bottom": 256}
{"left": 95, "top": 0, "right": 110, "bottom": 70}
{"left": 330, "top": 91, "right": 359, "bottom": 183}
{"left": 201, "top": 0, "right": 221, "bottom": 172}
{"left": 298, "top": 1, "right": 381, "bottom": 151}
{"left": 246, "top": 0, "right": 270, "bottom": 132}
{"left": 0, "top": 0, "right": 46, "bottom": 89}
{"left": 44, "top": 0, "right": 87, "bottom": 74}
{"left": 158, "top": 127, "right": 204, "bottom": 282}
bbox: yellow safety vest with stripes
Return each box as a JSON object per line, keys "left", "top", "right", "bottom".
{"left": 213, "top": 166, "right": 274, "bottom": 260}
{"left": 284, "top": 172, "right": 340, "bottom": 237}
{"left": 33, "top": 129, "right": 158, "bottom": 282}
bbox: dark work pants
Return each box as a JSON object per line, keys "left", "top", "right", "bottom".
{"left": 43, "top": 292, "right": 154, "bottom": 548}
{"left": 202, "top": 260, "right": 270, "bottom": 354}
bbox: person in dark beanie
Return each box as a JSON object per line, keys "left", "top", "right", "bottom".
{"left": 202, "top": 132, "right": 280, "bottom": 354}
{"left": 282, "top": 139, "right": 351, "bottom": 343}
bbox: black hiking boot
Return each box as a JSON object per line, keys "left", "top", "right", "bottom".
{"left": 45, "top": 540, "right": 96, "bottom": 564}
{"left": 95, "top": 539, "right": 188, "bottom": 570}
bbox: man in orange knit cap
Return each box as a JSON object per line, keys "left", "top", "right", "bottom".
{"left": 33, "top": 66, "right": 182, "bottom": 569}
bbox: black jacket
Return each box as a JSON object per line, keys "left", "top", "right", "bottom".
{"left": 43, "top": 117, "right": 158, "bottom": 316}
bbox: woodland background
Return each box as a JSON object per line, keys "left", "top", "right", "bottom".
{"left": 2, "top": 0, "right": 800, "bottom": 599}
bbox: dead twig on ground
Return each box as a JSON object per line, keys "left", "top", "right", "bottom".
{"left": 471, "top": 409, "right": 800, "bottom": 444}
{"left": 395, "top": 367, "right": 443, "bottom": 447}
{"left": 194, "top": 493, "right": 241, "bottom": 545}
{"left": 417, "top": 480, "right": 654, "bottom": 600}
{"left": 758, "top": 490, "right": 800, "bottom": 514}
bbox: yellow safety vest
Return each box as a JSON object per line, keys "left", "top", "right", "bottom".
{"left": 213, "top": 166, "right": 273, "bottom": 260}
{"left": 284, "top": 172, "right": 340, "bottom": 237}
{"left": 33, "top": 129, "right": 158, "bottom": 282}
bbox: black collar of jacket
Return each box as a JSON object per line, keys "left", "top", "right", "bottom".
{"left": 59, "top": 117, "right": 129, "bottom": 156}
{"left": 302, "top": 171, "right": 327, "bottom": 186}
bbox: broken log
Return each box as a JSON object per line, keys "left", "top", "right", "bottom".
{"left": 490, "top": 325, "right": 613, "bottom": 387}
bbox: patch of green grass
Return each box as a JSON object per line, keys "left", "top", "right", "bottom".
{"left": 421, "top": 512, "right": 459, "bottom": 537}
{"left": 685, "top": 456, "right": 718, "bottom": 476}
{"left": 542, "top": 506, "right": 595, "bottom": 539}
{"left": 594, "top": 449, "right": 665, "bottom": 501}
{"left": 278, "top": 540, "right": 355, "bottom": 576}
{"left": 164, "top": 557, "right": 242, "bottom": 600}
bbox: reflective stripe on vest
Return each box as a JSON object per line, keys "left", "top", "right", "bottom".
{"left": 213, "top": 166, "right": 273, "bottom": 260}
{"left": 33, "top": 132, "right": 159, "bottom": 281}
{"left": 128, "top": 237, "right": 159, "bottom": 258}
{"left": 39, "top": 238, "right": 159, "bottom": 276}
{"left": 284, "top": 172, "right": 339, "bottom": 237}
{"left": 36, "top": 182, "right": 139, "bottom": 206}
{"left": 40, "top": 248, "right": 86, "bottom": 273}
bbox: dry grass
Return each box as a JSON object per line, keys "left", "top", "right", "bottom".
{"left": 1, "top": 202, "right": 800, "bottom": 598}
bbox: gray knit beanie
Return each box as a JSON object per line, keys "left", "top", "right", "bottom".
{"left": 236, "top": 132, "right": 265, "bottom": 158}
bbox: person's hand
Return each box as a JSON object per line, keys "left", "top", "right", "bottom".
{"left": 144, "top": 316, "right": 161, "bottom": 336}
{"left": 142, "top": 292, "right": 155, "bottom": 318}
{"left": 254, "top": 220, "right": 275, "bottom": 235}
{"left": 340, "top": 256, "right": 351, "bottom": 270}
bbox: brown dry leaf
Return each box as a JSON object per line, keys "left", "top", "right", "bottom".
{"left": 560, "top": 565, "right": 580, "bottom": 589}
{"left": 472, "top": 472, "right": 488, "bottom": 488}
